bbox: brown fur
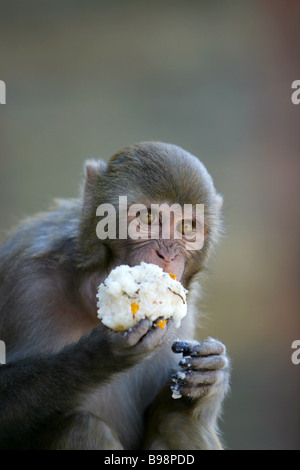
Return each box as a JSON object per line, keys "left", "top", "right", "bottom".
{"left": 0, "top": 142, "right": 229, "bottom": 450}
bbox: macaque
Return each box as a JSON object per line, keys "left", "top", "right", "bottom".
{"left": 0, "top": 142, "right": 230, "bottom": 450}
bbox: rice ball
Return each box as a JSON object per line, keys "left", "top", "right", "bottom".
{"left": 96, "top": 262, "right": 188, "bottom": 332}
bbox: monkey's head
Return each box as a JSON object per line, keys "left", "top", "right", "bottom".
{"left": 79, "top": 142, "right": 223, "bottom": 289}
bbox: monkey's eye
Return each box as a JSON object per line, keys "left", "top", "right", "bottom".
{"left": 177, "top": 219, "right": 195, "bottom": 236}
{"left": 139, "top": 209, "right": 157, "bottom": 225}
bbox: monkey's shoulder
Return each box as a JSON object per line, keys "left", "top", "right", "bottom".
{"left": 0, "top": 198, "right": 82, "bottom": 266}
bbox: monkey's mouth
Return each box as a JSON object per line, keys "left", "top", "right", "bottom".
{"left": 152, "top": 255, "right": 184, "bottom": 283}
{"left": 161, "top": 265, "right": 183, "bottom": 283}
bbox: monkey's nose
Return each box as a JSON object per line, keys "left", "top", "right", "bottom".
{"left": 155, "top": 248, "right": 176, "bottom": 264}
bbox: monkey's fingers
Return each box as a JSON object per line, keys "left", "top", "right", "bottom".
{"left": 138, "top": 318, "right": 176, "bottom": 352}
{"left": 171, "top": 371, "right": 215, "bottom": 400}
{"left": 172, "top": 338, "right": 225, "bottom": 357}
{"left": 171, "top": 368, "right": 226, "bottom": 400}
{"left": 179, "top": 354, "right": 228, "bottom": 371}
{"left": 172, "top": 370, "right": 218, "bottom": 387}
{"left": 171, "top": 382, "right": 211, "bottom": 399}
{"left": 120, "top": 318, "right": 152, "bottom": 348}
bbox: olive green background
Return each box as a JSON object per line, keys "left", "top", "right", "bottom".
{"left": 0, "top": 0, "right": 299, "bottom": 449}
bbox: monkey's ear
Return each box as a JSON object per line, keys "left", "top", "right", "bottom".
{"left": 84, "top": 159, "right": 108, "bottom": 182}
{"left": 215, "top": 193, "right": 223, "bottom": 211}
{"left": 81, "top": 159, "right": 108, "bottom": 215}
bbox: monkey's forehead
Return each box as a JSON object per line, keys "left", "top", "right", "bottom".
{"left": 105, "top": 176, "right": 213, "bottom": 207}
{"left": 109, "top": 141, "right": 208, "bottom": 177}
{"left": 106, "top": 142, "right": 216, "bottom": 206}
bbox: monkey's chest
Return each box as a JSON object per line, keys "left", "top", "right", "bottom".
{"left": 79, "top": 357, "right": 171, "bottom": 449}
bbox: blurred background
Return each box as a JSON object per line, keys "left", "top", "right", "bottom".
{"left": 0, "top": 0, "right": 299, "bottom": 449}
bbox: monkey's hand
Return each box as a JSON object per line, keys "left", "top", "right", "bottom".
{"left": 171, "top": 338, "right": 230, "bottom": 401}
{"left": 90, "top": 318, "right": 177, "bottom": 362}
{"left": 115, "top": 318, "right": 176, "bottom": 357}
{"left": 142, "top": 338, "right": 230, "bottom": 449}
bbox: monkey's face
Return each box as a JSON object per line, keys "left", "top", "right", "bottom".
{"left": 79, "top": 142, "right": 222, "bottom": 290}
{"left": 123, "top": 203, "right": 207, "bottom": 283}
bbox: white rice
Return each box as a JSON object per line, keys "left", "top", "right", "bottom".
{"left": 96, "top": 262, "right": 188, "bottom": 331}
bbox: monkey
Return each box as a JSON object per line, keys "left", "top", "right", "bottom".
{"left": 0, "top": 142, "right": 230, "bottom": 450}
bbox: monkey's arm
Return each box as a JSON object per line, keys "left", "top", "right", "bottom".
{"left": 0, "top": 320, "right": 158, "bottom": 449}
{"left": 142, "top": 338, "right": 230, "bottom": 450}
